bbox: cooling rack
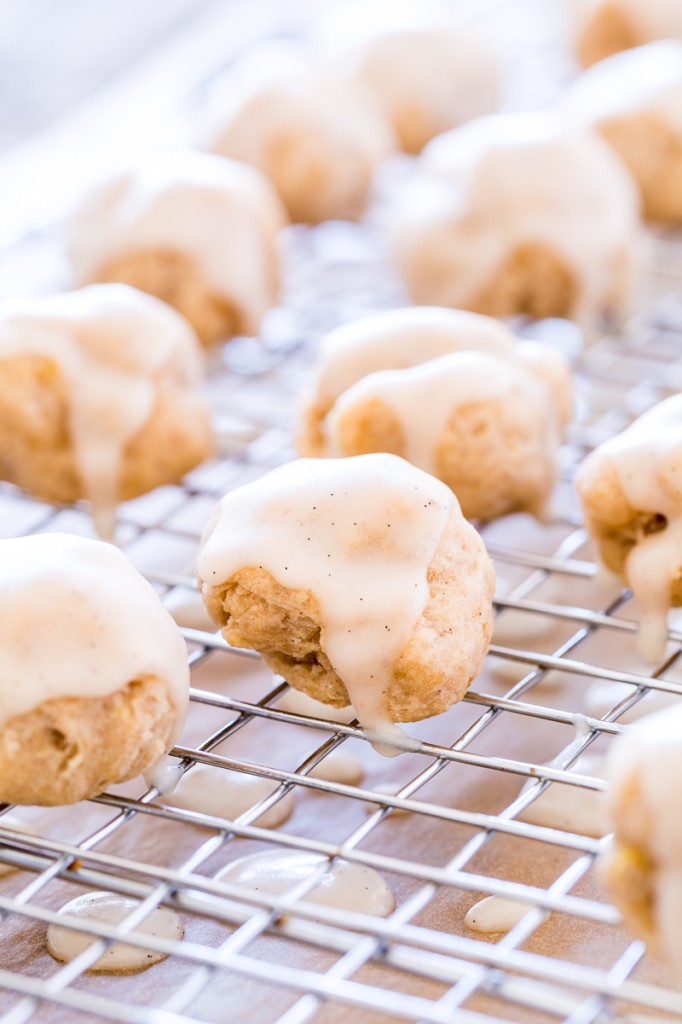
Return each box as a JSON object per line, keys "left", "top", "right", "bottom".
{"left": 2, "top": 3, "right": 682, "bottom": 1023}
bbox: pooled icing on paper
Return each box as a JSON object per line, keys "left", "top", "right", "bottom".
{"left": 216, "top": 850, "right": 395, "bottom": 917}
{"left": 465, "top": 894, "right": 530, "bottom": 934}
{"left": 0, "top": 284, "right": 205, "bottom": 538}
{"left": 198, "top": 454, "right": 453, "bottom": 746}
{"left": 165, "top": 765, "right": 295, "bottom": 828}
{"left": 0, "top": 533, "right": 189, "bottom": 737}
{"left": 47, "top": 891, "right": 183, "bottom": 972}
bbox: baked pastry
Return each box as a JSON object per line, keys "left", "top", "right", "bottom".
{"left": 604, "top": 703, "right": 682, "bottom": 979}
{"left": 204, "top": 61, "right": 394, "bottom": 224}
{"left": 563, "top": 41, "right": 682, "bottom": 223}
{"left": 68, "top": 151, "right": 287, "bottom": 345}
{"left": 197, "top": 453, "right": 494, "bottom": 748}
{"left": 576, "top": 395, "right": 682, "bottom": 662}
{"left": 298, "top": 307, "right": 573, "bottom": 521}
{"left": 390, "top": 112, "right": 641, "bottom": 324}
{"left": 0, "top": 284, "right": 213, "bottom": 538}
{"left": 346, "top": 28, "right": 500, "bottom": 154}
{"left": 574, "top": 0, "right": 682, "bottom": 68}
{"left": 0, "top": 533, "right": 189, "bottom": 806}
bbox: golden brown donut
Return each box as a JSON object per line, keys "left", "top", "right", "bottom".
{"left": 68, "top": 151, "right": 287, "bottom": 345}
{"left": 298, "top": 308, "right": 573, "bottom": 521}
{"left": 0, "top": 534, "right": 189, "bottom": 805}
{"left": 198, "top": 454, "right": 494, "bottom": 748}
{"left": 0, "top": 284, "right": 213, "bottom": 538}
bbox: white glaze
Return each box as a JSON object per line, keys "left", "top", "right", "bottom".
{"left": 349, "top": 29, "right": 500, "bottom": 151}
{"left": 0, "top": 284, "right": 205, "bottom": 538}
{"left": 564, "top": 41, "right": 682, "bottom": 134}
{"left": 198, "top": 454, "right": 454, "bottom": 745}
{"left": 325, "top": 350, "right": 556, "bottom": 477}
{"left": 392, "top": 112, "right": 641, "bottom": 322}
{"left": 0, "top": 533, "right": 189, "bottom": 738}
{"left": 0, "top": 817, "right": 37, "bottom": 878}
{"left": 47, "top": 891, "right": 183, "bottom": 972}
{"left": 591, "top": 395, "right": 682, "bottom": 661}
{"left": 465, "top": 895, "right": 530, "bottom": 934}
{"left": 216, "top": 850, "right": 395, "bottom": 916}
{"left": 165, "top": 765, "right": 295, "bottom": 828}
{"left": 519, "top": 755, "right": 607, "bottom": 838}
{"left": 69, "top": 151, "right": 286, "bottom": 336}
{"left": 276, "top": 689, "right": 357, "bottom": 725}
{"left": 204, "top": 60, "right": 394, "bottom": 221}
{"left": 307, "top": 752, "right": 364, "bottom": 786}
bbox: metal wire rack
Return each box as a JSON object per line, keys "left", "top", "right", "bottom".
{"left": 2, "top": 4, "right": 682, "bottom": 1023}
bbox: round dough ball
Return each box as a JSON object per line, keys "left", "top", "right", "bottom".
{"left": 347, "top": 29, "right": 500, "bottom": 154}
{"left": 297, "top": 307, "right": 573, "bottom": 521}
{"left": 197, "top": 453, "right": 494, "bottom": 743}
{"left": 390, "top": 112, "right": 642, "bottom": 325}
{"left": 0, "top": 533, "right": 189, "bottom": 805}
{"left": 204, "top": 58, "right": 395, "bottom": 224}
{"left": 0, "top": 284, "right": 213, "bottom": 538}
{"left": 68, "top": 151, "right": 287, "bottom": 345}
{"left": 564, "top": 41, "right": 682, "bottom": 223}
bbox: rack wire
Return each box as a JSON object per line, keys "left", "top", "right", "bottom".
{"left": 2, "top": 3, "right": 682, "bottom": 1023}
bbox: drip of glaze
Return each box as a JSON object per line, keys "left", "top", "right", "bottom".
{"left": 307, "top": 752, "right": 364, "bottom": 786}
{"left": 46, "top": 892, "right": 183, "bottom": 973}
{"left": 69, "top": 151, "right": 286, "bottom": 338}
{"left": 216, "top": 850, "right": 395, "bottom": 917}
{"left": 164, "top": 765, "right": 295, "bottom": 828}
{"left": 198, "top": 454, "right": 453, "bottom": 750}
{"left": 0, "top": 817, "right": 37, "bottom": 878}
{"left": 144, "top": 756, "right": 184, "bottom": 796}
{"left": 465, "top": 895, "right": 530, "bottom": 934}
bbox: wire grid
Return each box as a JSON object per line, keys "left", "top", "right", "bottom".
{"left": 2, "top": 8, "right": 682, "bottom": 1024}
{"left": 0, "top": 220, "right": 681, "bottom": 1024}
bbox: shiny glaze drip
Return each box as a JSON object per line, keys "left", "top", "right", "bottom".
{"left": 165, "top": 765, "right": 295, "bottom": 828}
